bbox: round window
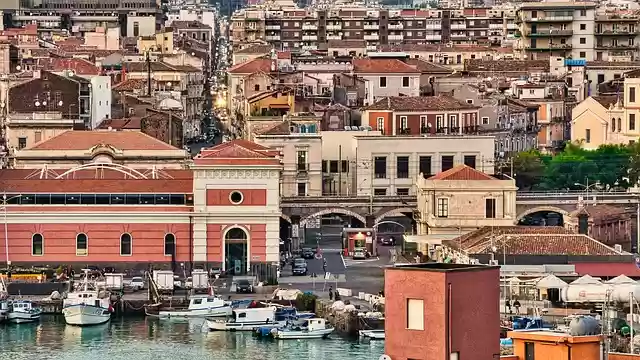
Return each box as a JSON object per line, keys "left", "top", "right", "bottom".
{"left": 229, "top": 191, "right": 244, "bottom": 204}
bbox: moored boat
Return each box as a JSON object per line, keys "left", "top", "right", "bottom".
{"left": 207, "top": 306, "right": 282, "bottom": 331}
{"left": 272, "top": 318, "right": 334, "bottom": 339}
{"left": 62, "top": 269, "right": 113, "bottom": 326}
{"left": 7, "top": 300, "right": 42, "bottom": 324}
{"left": 359, "top": 329, "right": 385, "bottom": 340}
{"left": 145, "top": 295, "right": 232, "bottom": 319}
{"left": 0, "top": 300, "right": 8, "bottom": 323}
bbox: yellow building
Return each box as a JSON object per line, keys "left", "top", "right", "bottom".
{"left": 136, "top": 29, "right": 174, "bottom": 54}
{"left": 246, "top": 89, "right": 294, "bottom": 117}
{"left": 571, "top": 95, "right": 625, "bottom": 149}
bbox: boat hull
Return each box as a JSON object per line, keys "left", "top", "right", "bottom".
{"left": 8, "top": 312, "right": 41, "bottom": 324}
{"left": 158, "top": 306, "right": 232, "bottom": 319}
{"left": 273, "top": 327, "right": 334, "bottom": 339}
{"left": 63, "top": 305, "right": 111, "bottom": 326}
{"left": 207, "top": 319, "right": 282, "bottom": 332}
{"left": 359, "top": 330, "right": 385, "bottom": 340}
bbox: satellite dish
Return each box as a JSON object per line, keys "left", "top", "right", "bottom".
{"left": 379, "top": 355, "right": 392, "bottom": 360}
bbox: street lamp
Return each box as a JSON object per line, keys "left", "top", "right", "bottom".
{"left": 574, "top": 178, "right": 601, "bottom": 206}
{"left": 2, "top": 194, "right": 21, "bottom": 267}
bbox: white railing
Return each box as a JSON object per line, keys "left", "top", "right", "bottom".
{"left": 302, "top": 24, "right": 318, "bottom": 30}
{"left": 426, "top": 24, "right": 442, "bottom": 30}
{"left": 425, "top": 34, "right": 442, "bottom": 41}
{"left": 302, "top": 45, "right": 318, "bottom": 50}
{"left": 364, "top": 24, "right": 378, "bottom": 30}
{"left": 388, "top": 24, "right": 403, "bottom": 30}
{"left": 326, "top": 24, "right": 342, "bottom": 31}
{"left": 451, "top": 23, "right": 466, "bottom": 29}
{"left": 388, "top": 35, "right": 403, "bottom": 41}
{"left": 265, "top": 35, "right": 281, "bottom": 41}
{"left": 489, "top": 23, "right": 503, "bottom": 29}
{"left": 364, "top": 34, "right": 379, "bottom": 40}
{"left": 327, "top": 35, "right": 342, "bottom": 40}
{"left": 265, "top": 25, "right": 281, "bottom": 30}
{"left": 302, "top": 35, "right": 318, "bottom": 41}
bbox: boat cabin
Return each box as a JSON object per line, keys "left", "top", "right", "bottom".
{"left": 9, "top": 300, "right": 35, "bottom": 312}
{"left": 231, "top": 306, "right": 276, "bottom": 323}
{"left": 305, "top": 318, "right": 328, "bottom": 331}
{"left": 188, "top": 295, "right": 226, "bottom": 310}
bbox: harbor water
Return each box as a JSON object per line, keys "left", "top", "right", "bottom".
{"left": 0, "top": 316, "right": 385, "bottom": 360}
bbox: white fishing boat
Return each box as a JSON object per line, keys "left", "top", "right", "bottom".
{"left": 207, "top": 306, "right": 281, "bottom": 331}
{"left": 359, "top": 329, "right": 385, "bottom": 340}
{"left": 62, "top": 269, "right": 112, "bottom": 326}
{"left": 7, "top": 300, "right": 42, "bottom": 323}
{"left": 145, "top": 295, "right": 232, "bottom": 319}
{"left": 272, "top": 318, "right": 334, "bottom": 339}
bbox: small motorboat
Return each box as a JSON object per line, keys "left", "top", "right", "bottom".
{"left": 63, "top": 269, "right": 113, "bottom": 326}
{"left": 359, "top": 329, "right": 385, "bottom": 340}
{"left": 272, "top": 318, "right": 334, "bottom": 339}
{"left": 7, "top": 300, "right": 42, "bottom": 324}
{"left": 145, "top": 295, "right": 232, "bottom": 319}
{"left": 207, "top": 306, "right": 282, "bottom": 331}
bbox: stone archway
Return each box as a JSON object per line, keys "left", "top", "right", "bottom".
{"left": 299, "top": 208, "right": 367, "bottom": 227}
{"left": 280, "top": 214, "right": 292, "bottom": 224}
{"left": 374, "top": 207, "right": 415, "bottom": 225}
{"left": 516, "top": 206, "right": 570, "bottom": 223}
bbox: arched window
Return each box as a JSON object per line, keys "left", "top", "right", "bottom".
{"left": 164, "top": 233, "right": 176, "bottom": 256}
{"left": 120, "top": 233, "right": 132, "bottom": 256}
{"left": 76, "top": 233, "right": 88, "bottom": 256}
{"left": 225, "top": 228, "right": 248, "bottom": 241}
{"left": 32, "top": 233, "right": 43, "bottom": 256}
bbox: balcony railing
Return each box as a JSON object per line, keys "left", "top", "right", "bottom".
{"left": 425, "top": 35, "right": 442, "bottom": 41}
{"left": 595, "top": 44, "right": 638, "bottom": 50}
{"left": 327, "top": 35, "right": 342, "bottom": 40}
{"left": 364, "top": 34, "right": 379, "bottom": 40}
{"left": 265, "top": 24, "right": 281, "bottom": 30}
{"left": 302, "top": 24, "right": 318, "bottom": 30}
{"left": 596, "top": 29, "right": 639, "bottom": 36}
{"left": 526, "top": 29, "right": 573, "bottom": 36}
{"left": 302, "top": 35, "right": 318, "bottom": 41}
{"left": 364, "top": 24, "right": 378, "bottom": 30}
{"left": 489, "top": 23, "right": 503, "bottom": 29}
{"left": 426, "top": 24, "right": 441, "bottom": 30}
{"left": 388, "top": 24, "right": 403, "bottom": 30}
{"left": 451, "top": 24, "right": 466, "bottom": 30}
{"left": 389, "top": 35, "right": 403, "bottom": 41}
{"left": 265, "top": 35, "right": 281, "bottom": 41}
{"left": 521, "top": 14, "right": 573, "bottom": 22}
{"left": 525, "top": 43, "right": 572, "bottom": 50}
{"left": 326, "top": 24, "right": 342, "bottom": 31}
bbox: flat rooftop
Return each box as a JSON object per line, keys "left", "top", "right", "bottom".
{"left": 389, "top": 262, "right": 498, "bottom": 273}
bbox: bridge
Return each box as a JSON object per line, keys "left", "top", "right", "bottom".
{"left": 280, "top": 191, "right": 640, "bottom": 227}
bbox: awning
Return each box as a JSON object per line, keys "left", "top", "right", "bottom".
{"left": 536, "top": 274, "right": 568, "bottom": 289}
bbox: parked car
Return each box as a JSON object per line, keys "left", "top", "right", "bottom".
{"left": 293, "top": 258, "right": 307, "bottom": 268}
{"left": 236, "top": 279, "right": 254, "bottom": 293}
{"left": 353, "top": 249, "right": 367, "bottom": 260}
{"left": 292, "top": 264, "right": 308, "bottom": 276}
{"left": 130, "top": 277, "right": 144, "bottom": 290}
{"left": 301, "top": 248, "right": 315, "bottom": 259}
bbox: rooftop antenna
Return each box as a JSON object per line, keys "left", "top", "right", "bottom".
{"left": 146, "top": 50, "right": 152, "bottom": 96}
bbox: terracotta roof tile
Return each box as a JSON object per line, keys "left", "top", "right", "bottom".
{"left": 466, "top": 234, "right": 623, "bottom": 256}
{"left": 327, "top": 40, "right": 366, "bottom": 48}
{"left": 257, "top": 121, "right": 291, "bottom": 135}
{"left": 451, "top": 226, "right": 573, "bottom": 251}
{"left": 235, "top": 44, "right": 273, "bottom": 54}
{"left": 464, "top": 59, "right": 550, "bottom": 74}
{"left": 194, "top": 139, "right": 280, "bottom": 166}
{"left": 353, "top": 58, "right": 420, "bottom": 74}
{"left": 228, "top": 58, "right": 272, "bottom": 74}
{"left": 592, "top": 95, "right": 621, "bottom": 108}
{"left": 171, "top": 21, "right": 212, "bottom": 30}
{"left": 363, "top": 95, "right": 479, "bottom": 111}
{"left": 570, "top": 204, "right": 629, "bottom": 224}
{"left": 428, "top": 165, "right": 495, "bottom": 180}
{"left": 124, "top": 62, "right": 176, "bottom": 72}
{"left": 113, "top": 78, "right": 158, "bottom": 92}
{"left": 38, "top": 58, "right": 101, "bottom": 75}
{"left": 96, "top": 118, "right": 142, "bottom": 130}
{"left": 404, "top": 58, "right": 453, "bottom": 74}
{"left": 28, "top": 131, "right": 181, "bottom": 151}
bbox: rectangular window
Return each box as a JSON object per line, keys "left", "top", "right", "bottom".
{"left": 297, "top": 150, "right": 307, "bottom": 171}
{"left": 18, "top": 137, "right": 27, "bottom": 149}
{"left": 419, "top": 156, "right": 432, "bottom": 177}
{"left": 329, "top": 160, "right": 339, "bottom": 173}
{"left": 397, "top": 188, "right": 410, "bottom": 196}
{"left": 374, "top": 188, "right": 387, "bottom": 196}
{"left": 400, "top": 116, "right": 408, "bottom": 130}
{"left": 374, "top": 156, "right": 387, "bottom": 178}
{"left": 482, "top": 116, "right": 489, "bottom": 125}
{"left": 341, "top": 160, "right": 348, "bottom": 173}
{"left": 585, "top": 129, "right": 591, "bottom": 143}
{"left": 376, "top": 117, "right": 385, "bottom": 134}
{"left": 402, "top": 76, "right": 409, "bottom": 87}
{"left": 379, "top": 76, "right": 387, "bottom": 88}
{"left": 463, "top": 155, "right": 476, "bottom": 169}
{"left": 407, "top": 299, "right": 425, "bottom": 330}
{"left": 34, "top": 131, "right": 42, "bottom": 143}
{"left": 485, "top": 198, "right": 496, "bottom": 218}
{"left": 133, "top": 21, "right": 140, "bottom": 37}
{"left": 579, "top": 37, "right": 586, "bottom": 44}
{"left": 630, "top": 114, "right": 636, "bottom": 131}
{"left": 297, "top": 182, "right": 307, "bottom": 196}
{"left": 322, "top": 160, "right": 328, "bottom": 173}
{"left": 631, "top": 87, "right": 636, "bottom": 103}
{"left": 437, "top": 198, "right": 449, "bottom": 218}
{"left": 441, "top": 155, "right": 454, "bottom": 171}
{"left": 396, "top": 156, "right": 409, "bottom": 178}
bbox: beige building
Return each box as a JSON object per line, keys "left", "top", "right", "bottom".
{"left": 11, "top": 130, "right": 190, "bottom": 169}
{"left": 84, "top": 27, "right": 120, "bottom": 50}
{"left": 253, "top": 121, "right": 323, "bottom": 197}
{"left": 6, "top": 112, "right": 74, "bottom": 153}
{"left": 415, "top": 165, "right": 518, "bottom": 235}
{"left": 571, "top": 95, "right": 624, "bottom": 149}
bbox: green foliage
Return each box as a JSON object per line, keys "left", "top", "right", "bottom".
{"left": 295, "top": 293, "right": 318, "bottom": 312}
{"left": 509, "top": 141, "right": 637, "bottom": 190}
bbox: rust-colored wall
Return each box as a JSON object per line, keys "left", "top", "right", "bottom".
{"left": 206, "top": 189, "right": 267, "bottom": 206}
{"left": 513, "top": 338, "right": 600, "bottom": 360}
{"left": 368, "top": 111, "right": 392, "bottom": 134}
{"left": 207, "top": 224, "right": 223, "bottom": 262}
{"left": 384, "top": 266, "right": 500, "bottom": 360}
{"left": 610, "top": 353, "right": 640, "bottom": 360}
{"left": 3, "top": 223, "right": 191, "bottom": 263}
{"left": 205, "top": 224, "right": 267, "bottom": 263}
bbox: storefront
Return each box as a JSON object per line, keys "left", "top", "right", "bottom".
{"left": 342, "top": 228, "right": 376, "bottom": 257}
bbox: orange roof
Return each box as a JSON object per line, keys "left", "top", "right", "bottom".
{"left": 228, "top": 58, "right": 272, "bottom": 74}
{"left": 353, "top": 59, "right": 420, "bottom": 74}
{"left": 29, "top": 131, "right": 181, "bottom": 151}
{"left": 428, "top": 165, "right": 495, "bottom": 181}
{"left": 194, "top": 139, "right": 281, "bottom": 166}
{"left": 38, "top": 58, "right": 101, "bottom": 75}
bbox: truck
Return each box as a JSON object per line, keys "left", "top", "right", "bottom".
{"left": 153, "top": 271, "right": 174, "bottom": 294}
{"left": 104, "top": 273, "right": 124, "bottom": 291}
{"left": 191, "top": 270, "right": 209, "bottom": 293}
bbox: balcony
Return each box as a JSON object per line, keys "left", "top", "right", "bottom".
{"left": 366, "top": 45, "right": 377, "bottom": 51}
{"left": 364, "top": 24, "right": 379, "bottom": 30}
{"left": 525, "top": 43, "right": 572, "bottom": 50}
{"left": 489, "top": 23, "right": 503, "bottom": 29}
{"left": 526, "top": 29, "right": 573, "bottom": 37}
{"left": 302, "top": 45, "right": 318, "bottom": 50}
{"left": 596, "top": 29, "right": 640, "bottom": 36}
{"left": 451, "top": 33, "right": 467, "bottom": 39}
{"left": 265, "top": 35, "right": 281, "bottom": 41}
{"left": 364, "top": 34, "right": 379, "bottom": 40}
{"left": 389, "top": 34, "right": 403, "bottom": 41}
{"left": 596, "top": 15, "right": 639, "bottom": 22}
{"left": 70, "top": 15, "right": 118, "bottom": 21}
{"left": 595, "top": 43, "right": 638, "bottom": 50}
{"left": 245, "top": 27, "right": 259, "bottom": 32}
{"left": 425, "top": 34, "right": 442, "bottom": 41}
{"left": 265, "top": 24, "right": 281, "bottom": 30}
{"left": 14, "top": 15, "right": 61, "bottom": 21}
{"left": 302, "top": 24, "right": 318, "bottom": 30}
{"left": 327, "top": 35, "right": 342, "bottom": 40}
{"left": 326, "top": 24, "right": 342, "bottom": 31}
{"left": 388, "top": 23, "right": 403, "bottom": 30}
{"left": 521, "top": 14, "right": 573, "bottom": 22}
{"left": 507, "top": 23, "right": 518, "bottom": 29}
{"left": 302, "top": 35, "right": 318, "bottom": 41}
{"left": 451, "top": 23, "right": 466, "bottom": 30}
{"left": 426, "top": 24, "right": 441, "bottom": 30}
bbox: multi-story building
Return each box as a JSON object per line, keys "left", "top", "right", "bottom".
{"left": 2, "top": 0, "right": 160, "bottom": 37}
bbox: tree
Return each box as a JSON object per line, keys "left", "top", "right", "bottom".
{"left": 628, "top": 141, "right": 640, "bottom": 186}
{"left": 541, "top": 153, "right": 598, "bottom": 190}
{"left": 588, "top": 144, "right": 631, "bottom": 189}
{"left": 511, "top": 150, "right": 544, "bottom": 190}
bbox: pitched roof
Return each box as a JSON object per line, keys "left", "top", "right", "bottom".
{"left": 464, "top": 59, "right": 550, "bottom": 74}
{"left": 96, "top": 118, "right": 142, "bottom": 130}
{"left": 353, "top": 58, "right": 420, "bottom": 74}
{"left": 570, "top": 204, "right": 629, "bottom": 224}
{"left": 257, "top": 121, "right": 291, "bottom": 135}
{"left": 428, "top": 165, "right": 495, "bottom": 180}
{"left": 113, "top": 78, "right": 157, "bottom": 92}
{"left": 171, "top": 20, "right": 212, "bottom": 30}
{"left": 592, "top": 95, "right": 621, "bottom": 108}
{"left": 228, "top": 58, "right": 272, "bottom": 74}
{"left": 451, "top": 226, "right": 574, "bottom": 251}
{"left": 235, "top": 44, "right": 273, "bottom": 54}
{"left": 194, "top": 139, "right": 281, "bottom": 166}
{"left": 363, "top": 95, "right": 479, "bottom": 111}
{"left": 404, "top": 58, "right": 453, "bottom": 74}
{"left": 38, "top": 58, "right": 101, "bottom": 75}
{"left": 28, "top": 131, "right": 180, "bottom": 151}
{"left": 123, "top": 61, "right": 177, "bottom": 72}
{"left": 327, "top": 40, "right": 366, "bottom": 48}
